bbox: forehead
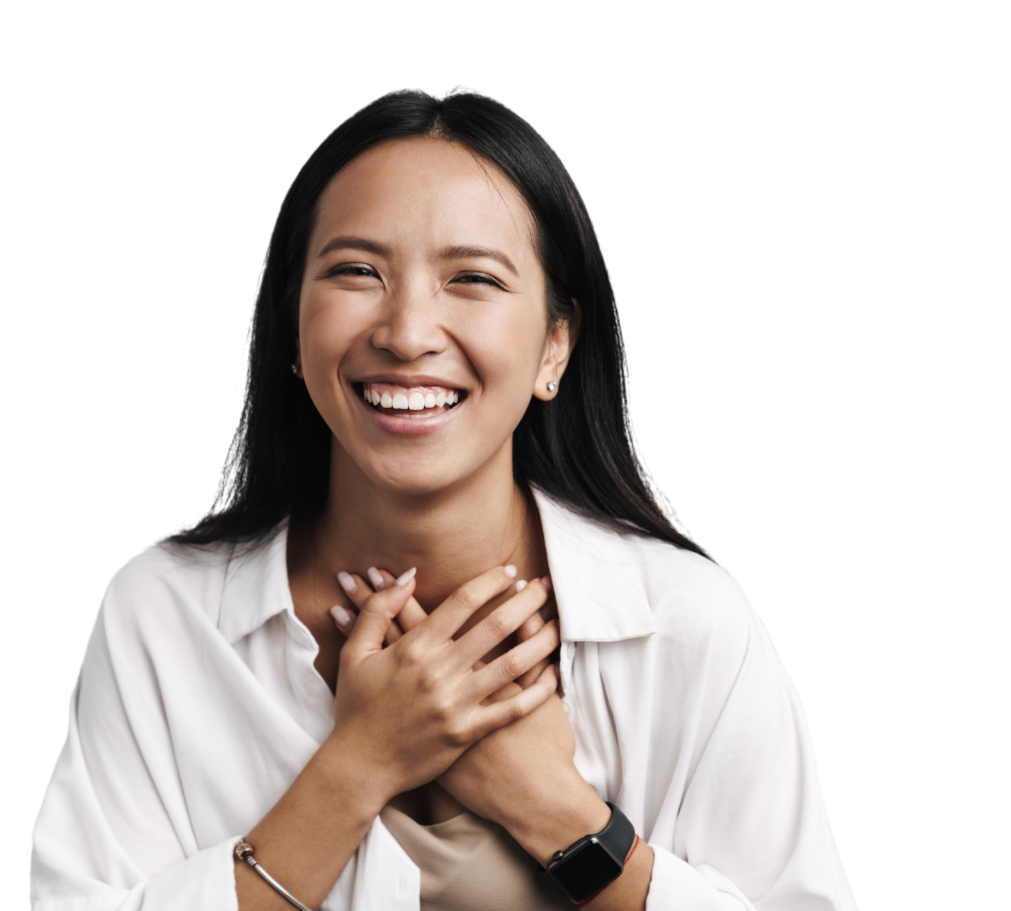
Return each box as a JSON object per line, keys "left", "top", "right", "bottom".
{"left": 310, "top": 137, "right": 536, "bottom": 259}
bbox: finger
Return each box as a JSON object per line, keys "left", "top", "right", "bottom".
{"left": 419, "top": 564, "right": 520, "bottom": 644}
{"left": 371, "top": 569, "right": 428, "bottom": 637}
{"left": 482, "top": 680, "right": 522, "bottom": 705}
{"left": 512, "top": 587, "right": 547, "bottom": 687}
{"left": 516, "top": 621, "right": 557, "bottom": 689}
{"left": 339, "top": 576, "right": 417, "bottom": 662}
{"left": 515, "top": 600, "right": 546, "bottom": 643}
{"left": 471, "top": 664, "right": 559, "bottom": 739}
{"left": 483, "top": 661, "right": 558, "bottom": 707}
{"left": 336, "top": 570, "right": 416, "bottom": 619}
{"left": 334, "top": 570, "right": 401, "bottom": 645}
{"left": 451, "top": 578, "right": 550, "bottom": 670}
{"left": 516, "top": 657, "right": 550, "bottom": 690}
{"left": 468, "top": 619, "right": 559, "bottom": 701}
{"left": 330, "top": 604, "right": 405, "bottom": 646}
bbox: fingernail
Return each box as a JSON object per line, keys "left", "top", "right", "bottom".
{"left": 330, "top": 605, "right": 352, "bottom": 627}
{"left": 504, "top": 564, "right": 518, "bottom": 578}
{"left": 337, "top": 572, "right": 356, "bottom": 594}
{"left": 396, "top": 567, "right": 417, "bottom": 587}
{"left": 367, "top": 567, "right": 385, "bottom": 590}
{"left": 515, "top": 579, "right": 527, "bottom": 592}
{"left": 541, "top": 576, "right": 552, "bottom": 592}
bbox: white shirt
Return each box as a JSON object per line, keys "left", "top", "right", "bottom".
{"left": 31, "top": 490, "right": 857, "bottom": 910}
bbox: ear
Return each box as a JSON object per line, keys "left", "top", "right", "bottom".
{"left": 532, "top": 300, "right": 581, "bottom": 401}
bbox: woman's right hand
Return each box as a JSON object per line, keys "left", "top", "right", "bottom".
{"left": 328, "top": 565, "right": 559, "bottom": 807}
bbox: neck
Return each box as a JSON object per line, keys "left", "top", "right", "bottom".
{"left": 312, "top": 439, "right": 547, "bottom": 610}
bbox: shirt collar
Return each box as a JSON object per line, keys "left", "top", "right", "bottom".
{"left": 217, "top": 495, "right": 659, "bottom": 646}
{"left": 218, "top": 522, "right": 293, "bottom": 645}
{"left": 533, "top": 488, "right": 658, "bottom": 643}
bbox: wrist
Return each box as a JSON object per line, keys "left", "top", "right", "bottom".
{"left": 502, "top": 776, "right": 612, "bottom": 867}
{"left": 318, "top": 730, "right": 396, "bottom": 819}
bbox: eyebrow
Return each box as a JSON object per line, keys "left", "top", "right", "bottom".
{"left": 314, "top": 237, "right": 518, "bottom": 277}
{"left": 440, "top": 245, "right": 518, "bottom": 277}
{"left": 315, "top": 236, "right": 392, "bottom": 260}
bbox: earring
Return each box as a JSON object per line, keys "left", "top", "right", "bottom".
{"left": 547, "top": 380, "right": 557, "bottom": 392}
{"left": 291, "top": 364, "right": 299, "bottom": 376}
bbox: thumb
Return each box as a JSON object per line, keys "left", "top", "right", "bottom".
{"left": 341, "top": 575, "right": 417, "bottom": 661}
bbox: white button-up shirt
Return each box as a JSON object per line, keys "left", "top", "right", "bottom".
{"left": 31, "top": 491, "right": 857, "bottom": 910}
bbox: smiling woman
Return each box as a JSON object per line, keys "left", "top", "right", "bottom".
{"left": 31, "top": 91, "right": 857, "bottom": 911}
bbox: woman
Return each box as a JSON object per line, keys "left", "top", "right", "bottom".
{"left": 32, "top": 91, "right": 856, "bottom": 910}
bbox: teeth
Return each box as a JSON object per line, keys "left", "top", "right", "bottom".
{"left": 363, "top": 384, "right": 461, "bottom": 410}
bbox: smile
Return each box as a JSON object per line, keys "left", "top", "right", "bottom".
{"left": 361, "top": 380, "right": 463, "bottom": 412}
{"left": 354, "top": 381, "right": 465, "bottom": 438}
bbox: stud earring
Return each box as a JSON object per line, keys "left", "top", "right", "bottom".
{"left": 547, "top": 380, "right": 557, "bottom": 392}
{"left": 291, "top": 364, "right": 299, "bottom": 376}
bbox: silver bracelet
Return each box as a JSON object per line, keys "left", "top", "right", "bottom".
{"left": 234, "top": 839, "right": 313, "bottom": 911}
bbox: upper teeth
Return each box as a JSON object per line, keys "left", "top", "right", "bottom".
{"left": 363, "top": 384, "right": 460, "bottom": 410}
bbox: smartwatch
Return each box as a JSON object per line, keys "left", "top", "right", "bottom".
{"left": 543, "top": 802, "right": 637, "bottom": 904}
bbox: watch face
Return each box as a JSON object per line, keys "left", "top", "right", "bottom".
{"left": 549, "top": 838, "right": 624, "bottom": 901}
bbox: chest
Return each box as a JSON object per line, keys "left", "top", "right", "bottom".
{"left": 286, "top": 561, "right": 348, "bottom": 693}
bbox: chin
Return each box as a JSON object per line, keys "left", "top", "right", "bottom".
{"left": 369, "top": 470, "right": 464, "bottom": 499}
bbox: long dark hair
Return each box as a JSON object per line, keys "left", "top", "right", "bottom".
{"left": 173, "top": 90, "right": 706, "bottom": 559}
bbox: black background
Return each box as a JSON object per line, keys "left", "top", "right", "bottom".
{"left": 35, "top": 79, "right": 865, "bottom": 893}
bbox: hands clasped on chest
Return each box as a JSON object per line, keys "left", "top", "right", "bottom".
{"left": 329, "top": 564, "right": 584, "bottom": 841}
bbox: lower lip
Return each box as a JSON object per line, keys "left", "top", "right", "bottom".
{"left": 357, "top": 392, "right": 462, "bottom": 437}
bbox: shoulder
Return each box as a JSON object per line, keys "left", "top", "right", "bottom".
{"left": 536, "top": 490, "right": 763, "bottom": 654}
{"left": 101, "top": 539, "right": 237, "bottom": 632}
{"left": 620, "top": 534, "right": 775, "bottom": 677}
{"left": 627, "top": 535, "right": 754, "bottom": 629}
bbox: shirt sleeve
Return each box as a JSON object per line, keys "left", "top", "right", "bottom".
{"left": 640, "top": 568, "right": 857, "bottom": 911}
{"left": 31, "top": 577, "right": 241, "bottom": 911}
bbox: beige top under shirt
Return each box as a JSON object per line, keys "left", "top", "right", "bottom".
{"left": 380, "top": 807, "right": 572, "bottom": 911}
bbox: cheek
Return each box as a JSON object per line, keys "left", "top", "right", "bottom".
{"left": 466, "top": 316, "right": 547, "bottom": 406}
{"left": 299, "top": 291, "right": 360, "bottom": 367}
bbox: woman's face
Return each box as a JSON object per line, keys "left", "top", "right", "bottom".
{"left": 298, "top": 137, "right": 573, "bottom": 497}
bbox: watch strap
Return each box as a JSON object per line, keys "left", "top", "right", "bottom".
{"left": 594, "top": 802, "right": 636, "bottom": 861}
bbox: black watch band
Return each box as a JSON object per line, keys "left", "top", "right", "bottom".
{"left": 542, "top": 802, "right": 637, "bottom": 903}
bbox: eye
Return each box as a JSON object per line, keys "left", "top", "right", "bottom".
{"left": 452, "top": 273, "right": 504, "bottom": 289}
{"left": 325, "top": 263, "right": 377, "bottom": 279}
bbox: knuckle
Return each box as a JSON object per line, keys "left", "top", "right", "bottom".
{"left": 432, "top": 694, "right": 457, "bottom": 725}
{"left": 445, "top": 723, "right": 470, "bottom": 750}
{"left": 500, "top": 653, "right": 524, "bottom": 680}
{"left": 484, "top": 612, "right": 510, "bottom": 641}
{"left": 419, "top": 667, "right": 442, "bottom": 694}
{"left": 453, "top": 583, "right": 483, "bottom": 614}
{"left": 363, "top": 591, "right": 391, "bottom": 616}
{"left": 400, "top": 640, "right": 425, "bottom": 667}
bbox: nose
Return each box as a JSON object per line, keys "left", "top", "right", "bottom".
{"left": 369, "top": 281, "right": 447, "bottom": 363}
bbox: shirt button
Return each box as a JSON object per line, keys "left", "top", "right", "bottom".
{"left": 567, "top": 642, "right": 577, "bottom": 658}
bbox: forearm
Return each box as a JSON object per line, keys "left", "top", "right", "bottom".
{"left": 236, "top": 733, "right": 388, "bottom": 911}
{"left": 499, "top": 775, "right": 653, "bottom": 911}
